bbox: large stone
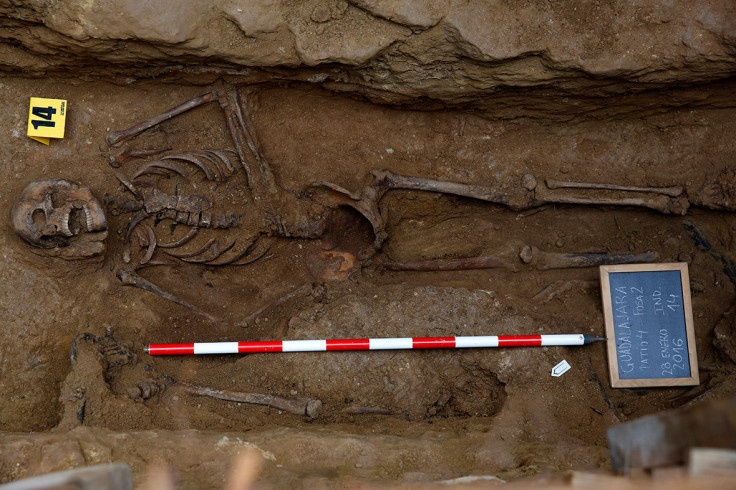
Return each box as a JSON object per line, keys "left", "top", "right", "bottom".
{"left": 1, "top": 464, "right": 131, "bottom": 490}
{"left": 0, "top": 0, "right": 734, "bottom": 115}
{"left": 607, "top": 396, "right": 736, "bottom": 473}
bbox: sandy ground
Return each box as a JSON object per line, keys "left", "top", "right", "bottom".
{"left": 1, "top": 77, "right": 735, "bottom": 486}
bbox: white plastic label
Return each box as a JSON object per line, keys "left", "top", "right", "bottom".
{"left": 551, "top": 360, "right": 571, "bottom": 377}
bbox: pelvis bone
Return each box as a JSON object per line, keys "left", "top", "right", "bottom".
{"left": 12, "top": 179, "right": 108, "bottom": 259}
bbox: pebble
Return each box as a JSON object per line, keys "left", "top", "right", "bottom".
{"left": 311, "top": 5, "right": 331, "bottom": 23}
{"left": 521, "top": 174, "right": 537, "bottom": 190}
{"left": 662, "top": 237, "right": 680, "bottom": 248}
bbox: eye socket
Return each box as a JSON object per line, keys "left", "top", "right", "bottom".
{"left": 31, "top": 209, "right": 46, "bottom": 228}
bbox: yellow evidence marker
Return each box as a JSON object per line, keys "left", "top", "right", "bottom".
{"left": 27, "top": 97, "right": 67, "bottom": 145}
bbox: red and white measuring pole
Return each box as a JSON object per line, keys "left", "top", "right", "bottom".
{"left": 145, "top": 334, "right": 604, "bottom": 355}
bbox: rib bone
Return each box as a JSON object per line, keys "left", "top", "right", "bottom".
{"left": 545, "top": 179, "right": 683, "bottom": 197}
{"left": 109, "top": 148, "right": 170, "bottom": 168}
{"left": 519, "top": 246, "right": 658, "bottom": 270}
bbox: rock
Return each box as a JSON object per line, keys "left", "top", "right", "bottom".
{"left": 0, "top": 426, "right": 469, "bottom": 486}
{"left": 713, "top": 303, "right": 736, "bottom": 363}
{"left": 310, "top": 5, "right": 332, "bottom": 23}
{"left": 0, "top": 1, "right": 734, "bottom": 116}
{"left": 521, "top": 174, "right": 537, "bottom": 191}
{"left": 1, "top": 463, "right": 131, "bottom": 490}
{"left": 688, "top": 448, "right": 736, "bottom": 477}
{"left": 607, "top": 395, "right": 736, "bottom": 473}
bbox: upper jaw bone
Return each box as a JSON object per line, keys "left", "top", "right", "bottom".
{"left": 67, "top": 188, "right": 107, "bottom": 231}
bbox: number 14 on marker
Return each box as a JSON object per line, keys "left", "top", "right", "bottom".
{"left": 27, "top": 97, "right": 67, "bottom": 143}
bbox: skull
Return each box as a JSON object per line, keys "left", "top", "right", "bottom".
{"left": 12, "top": 179, "right": 108, "bottom": 259}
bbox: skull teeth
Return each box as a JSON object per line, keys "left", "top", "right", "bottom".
{"left": 61, "top": 206, "right": 91, "bottom": 236}
{"left": 84, "top": 205, "right": 94, "bottom": 231}
{"left": 13, "top": 179, "right": 108, "bottom": 256}
{"left": 60, "top": 213, "right": 71, "bottom": 235}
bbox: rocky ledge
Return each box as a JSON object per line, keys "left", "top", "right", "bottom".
{"left": 1, "top": 1, "right": 736, "bottom": 115}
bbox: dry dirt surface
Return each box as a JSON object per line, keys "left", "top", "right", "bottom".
{"left": 1, "top": 1, "right": 736, "bottom": 488}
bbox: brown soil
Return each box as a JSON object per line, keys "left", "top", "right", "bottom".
{"left": 1, "top": 77, "right": 736, "bottom": 487}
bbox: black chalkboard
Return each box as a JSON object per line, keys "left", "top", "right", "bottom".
{"left": 600, "top": 263, "right": 699, "bottom": 388}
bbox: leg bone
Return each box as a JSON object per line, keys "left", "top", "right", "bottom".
{"left": 368, "top": 169, "right": 530, "bottom": 211}
{"left": 519, "top": 246, "right": 658, "bottom": 270}
{"left": 341, "top": 405, "right": 395, "bottom": 415}
{"left": 545, "top": 179, "right": 683, "bottom": 197}
{"left": 534, "top": 183, "right": 690, "bottom": 215}
{"left": 128, "top": 374, "right": 322, "bottom": 418}
{"left": 175, "top": 381, "right": 322, "bottom": 418}
{"left": 377, "top": 255, "right": 507, "bottom": 271}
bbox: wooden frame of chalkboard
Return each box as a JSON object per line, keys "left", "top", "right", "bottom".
{"left": 600, "top": 262, "right": 699, "bottom": 388}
